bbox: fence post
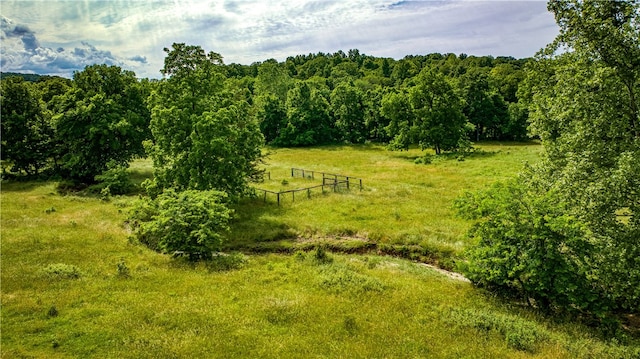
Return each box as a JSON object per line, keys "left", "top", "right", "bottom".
{"left": 346, "top": 176, "right": 350, "bottom": 190}
{"left": 307, "top": 188, "right": 311, "bottom": 199}
{"left": 359, "top": 178, "right": 362, "bottom": 190}
{"left": 291, "top": 168, "right": 294, "bottom": 177}
{"left": 292, "top": 191, "right": 295, "bottom": 202}
{"left": 277, "top": 192, "right": 280, "bottom": 206}
{"left": 264, "top": 190, "right": 267, "bottom": 202}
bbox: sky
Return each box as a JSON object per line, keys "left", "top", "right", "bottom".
{"left": 1, "top": 0, "right": 560, "bottom": 79}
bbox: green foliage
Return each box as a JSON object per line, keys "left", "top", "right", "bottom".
{"left": 54, "top": 64, "right": 150, "bottom": 183}
{"left": 455, "top": 178, "right": 606, "bottom": 316}
{"left": 457, "top": 0, "right": 640, "bottom": 321}
{"left": 382, "top": 69, "right": 471, "bottom": 154}
{"left": 128, "top": 189, "right": 232, "bottom": 261}
{"left": 147, "top": 43, "right": 264, "bottom": 197}
{"left": 94, "top": 161, "right": 135, "bottom": 195}
{"left": 0, "top": 76, "right": 54, "bottom": 176}
{"left": 331, "top": 82, "right": 366, "bottom": 143}
{"left": 273, "top": 81, "right": 333, "bottom": 146}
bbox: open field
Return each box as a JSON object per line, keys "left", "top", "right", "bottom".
{"left": 226, "top": 142, "right": 542, "bottom": 265}
{"left": 3, "top": 143, "right": 639, "bottom": 357}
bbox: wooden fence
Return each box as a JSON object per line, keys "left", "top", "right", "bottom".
{"left": 254, "top": 168, "right": 362, "bottom": 206}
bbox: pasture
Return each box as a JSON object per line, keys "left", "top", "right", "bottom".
{"left": 2, "top": 142, "right": 639, "bottom": 358}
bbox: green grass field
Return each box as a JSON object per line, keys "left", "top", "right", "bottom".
{"left": 227, "top": 143, "right": 543, "bottom": 266}
{"left": 2, "top": 143, "right": 639, "bottom": 358}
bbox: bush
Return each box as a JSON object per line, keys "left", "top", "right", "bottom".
{"left": 128, "top": 189, "right": 233, "bottom": 261}
{"left": 94, "top": 161, "right": 135, "bottom": 195}
{"left": 455, "top": 179, "right": 611, "bottom": 318}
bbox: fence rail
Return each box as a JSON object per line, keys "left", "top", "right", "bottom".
{"left": 254, "top": 168, "right": 362, "bottom": 206}
{"left": 291, "top": 168, "right": 363, "bottom": 191}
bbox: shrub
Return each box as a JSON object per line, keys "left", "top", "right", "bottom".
{"left": 128, "top": 189, "right": 232, "bottom": 261}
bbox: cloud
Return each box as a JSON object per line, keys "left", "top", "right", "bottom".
{"left": 1, "top": 16, "right": 149, "bottom": 77}
{"left": 1, "top": 1, "right": 559, "bottom": 78}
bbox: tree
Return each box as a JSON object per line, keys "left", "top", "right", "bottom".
{"left": 54, "top": 64, "right": 150, "bottom": 183}
{"left": 274, "top": 81, "right": 333, "bottom": 146}
{"left": 459, "top": 70, "right": 509, "bottom": 141}
{"left": 407, "top": 68, "right": 470, "bottom": 154}
{"left": 331, "top": 82, "right": 366, "bottom": 143}
{"left": 380, "top": 90, "right": 414, "bottom": 150}
{"left": 129, "top": 189, "right": 232, "bottom": 261}
{"left": 0, "top": 77, "right": 54, "bottom": 176}
{"left": 256, "top": 93, "right": 287, "bottom": 144}
{"left": 146, "top": 43, "right": 264, "bottom": 197}
{"left": 458, "top": 0, "right": 640, "bottom": 318}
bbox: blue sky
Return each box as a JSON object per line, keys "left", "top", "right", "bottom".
{"left": 1, "top": 0, "right": 559, "bottom": 78}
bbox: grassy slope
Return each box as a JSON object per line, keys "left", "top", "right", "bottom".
{"left": 2, "top": 144, "right": 639, "bottom": 358}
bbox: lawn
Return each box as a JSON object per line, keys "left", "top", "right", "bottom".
{"left": 2, "top": 143, "right": 638, "bottom": 358}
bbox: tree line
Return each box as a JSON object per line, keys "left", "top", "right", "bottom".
{"left": 2, "top": 47, "right": 529, "bottom": 184}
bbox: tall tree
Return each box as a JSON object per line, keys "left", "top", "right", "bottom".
{"left": 147, "top": 43, "right": 263, "bottom": 197}
{"left": 274, "top": 81, "right": 333, "bottom": 146}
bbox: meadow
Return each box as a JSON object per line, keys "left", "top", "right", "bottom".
{"left": 227, "top": 142, "right": 542, "bottom": 267}
{"left": 2, "top": 143, "right": 639, "bottom": 358}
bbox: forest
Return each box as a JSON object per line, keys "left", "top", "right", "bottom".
{"left": 1, "top": 0, "right": 639, "bottom": 357}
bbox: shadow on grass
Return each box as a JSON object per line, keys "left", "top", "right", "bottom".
{"left": 0, "top": 179, "right": 48, "bottom": 192}
{"left": 225, "top": 200, "right": 298, "bottom": 251}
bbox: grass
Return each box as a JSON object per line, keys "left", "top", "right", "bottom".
{"left": 3, "top": 143, "right": 639, "bottom": 357}
{"left": 227, "top": 142, "right": 543, "bottom": 265}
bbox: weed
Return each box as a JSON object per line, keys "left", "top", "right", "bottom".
{"left": 293, "top": 250, "right": 307, "bottom": 262}
{"left": 317, "top": 264, "right": 385, "bottom": 295}
{"left": 117, "top": 258, "right": 131, "bottom": 278}
{"left": 44, "top": 206, "right": 56, "bottom": 214}
{"left": 43, "top": 263, "right": 83, "bottom": 279}
{"left": 343, "top": 315, "right": 358, "bottom": 335}
{"left": 47, "top": 306, "right": 59, "bottom": 317}
{"left": 312, "top": 245, "right": 333, "bottom": 264}
{"left": 448, "top": 308, "right": 549, "bottom": 352}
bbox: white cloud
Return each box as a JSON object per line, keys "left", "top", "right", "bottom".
{"left": 0, "top": 0, "right": 558, "bottom": 78}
